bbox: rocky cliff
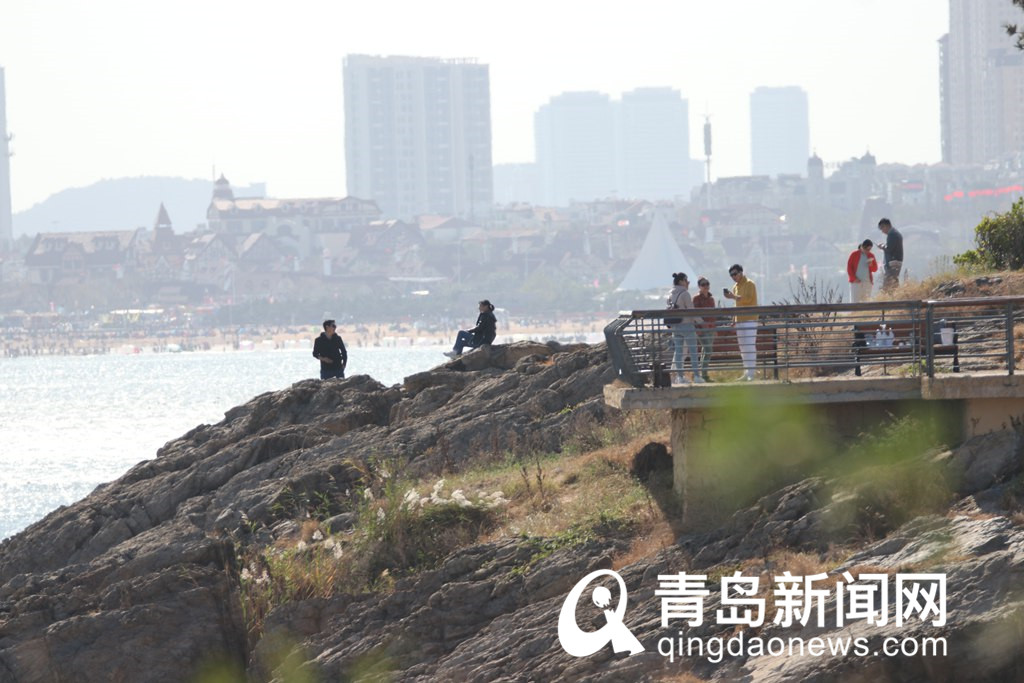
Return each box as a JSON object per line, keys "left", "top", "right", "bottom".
{"left": 1, "top": 341, "right": 1023, "bottom": 682}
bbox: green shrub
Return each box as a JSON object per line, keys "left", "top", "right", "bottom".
{"left": 954, "top": 197, "right": 1024, "bottom": 270}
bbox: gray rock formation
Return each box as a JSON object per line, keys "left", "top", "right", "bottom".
{"left": 0, "top": 342, "right": 617, "bottom": 682}
{"left": 2, "top": 340, "right": 1024, "bottom": 682}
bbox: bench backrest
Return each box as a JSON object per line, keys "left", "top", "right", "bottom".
{"left": 710, "top": 326, "right": 777, "bottom": 354}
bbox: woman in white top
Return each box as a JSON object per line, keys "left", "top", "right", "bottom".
{"left": 666, "top": 272, "right": 703, "bottom": 384}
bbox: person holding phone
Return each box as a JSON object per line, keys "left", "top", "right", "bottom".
{"left": 722, "top": 264, "right": 758, "bottom": 381}
{"left": 846, "top": 239, "right": 878, "bottom": 302}
{"left": 877, "top": 218, "right": 903, "bottom": 292}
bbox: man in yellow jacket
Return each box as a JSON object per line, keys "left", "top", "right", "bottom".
{"left": 722, "top": 263, "right": 758, "bottom": 381}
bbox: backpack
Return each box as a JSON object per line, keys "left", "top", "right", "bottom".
{"left": 665, "top": 292, "right": 682, "bottom": 327}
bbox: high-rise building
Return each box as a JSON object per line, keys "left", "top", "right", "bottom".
{"left": 750, "top": 86, "right": 810, "bottom": 177}
{"left": 535, "top": 88, "right": 694, "bottom": 206}
{"left": 343, "top": 55, "right": 493, "bottom": 221}
{"left": 618, "top": 88, "right": 692, "bottom": 200}
{"left": 535, "top": 92, "right": 616, "bottom": 206}
{"left": 941, "top": 0, "right": 1024, "bottom": 165}
{"left": 0, "top": 67, "right": 12, "bottom": 247}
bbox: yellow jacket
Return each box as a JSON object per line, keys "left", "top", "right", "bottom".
{"left": 732, "top": 276, "right": 758, "bottom": 322}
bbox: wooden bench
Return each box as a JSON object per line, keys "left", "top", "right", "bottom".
{"left": 651, "top": 324, "right": 779, "bottom": 386}
{"left": 705, "top": 325, "right": 779, "bottom": 377}
{"left": 852, "top": 320, "right": 959, "bottom": 376}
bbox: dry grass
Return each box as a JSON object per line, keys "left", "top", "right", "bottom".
{"left": 877, "top": 269, "right": 1024, "bottom": 301}
{"left": 236, "top": 413, "right": 678, "bottom": 639}
{"left": 612, "top": 517, "right": 677, "bottom": 569}
{"left": 758, "top": 549, "right": 845, "bottom": 578}
{"left": 453, "top": 430, "right": 671, "bottom": 541}
{"left": 1015, "top": 323, "right": 1024, "bottom": 364}
{"left": 658, "top": 674, "right": 708, "bottom": 683}
{"left": 298, "top": 520, "right": 320, "bottom": 543}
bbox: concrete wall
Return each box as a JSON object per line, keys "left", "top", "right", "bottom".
{"left": 669, "top": 395, "right": 1022, "bottom": 527}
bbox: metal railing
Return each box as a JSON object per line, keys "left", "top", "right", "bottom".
{"left": 604, "top": 296, "right": 1024, "bottom": 387}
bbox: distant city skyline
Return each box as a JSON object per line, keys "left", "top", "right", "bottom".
{"left": 534, "top": 88, "right": 696, "bottom": 206}
{"left": 0, "top": 0, "right": 955, "bottom": 212}
{"left": 750, "top": 86, "right": 810, "bottom": 178}
{"left": 941, "top": 0, "right": 1024, "bottom": 165}
{"left": 344, "top": 54, "right": 493, "bottom": 220}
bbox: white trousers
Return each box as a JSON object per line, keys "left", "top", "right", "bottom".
{"left": 850, "top": 280, "right": 872, "bottom": 303}
{"left": 736, "top": 321, "right": 757, "bottom": 374}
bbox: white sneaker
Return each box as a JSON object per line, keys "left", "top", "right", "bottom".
{"left": 672, "top": 373, "right": 689, "bottom": 385}
{"left": 443, "top": 350, "right": 458, "bottom": 359}
{"left": 693, "top": 375, "right": 705, "bottom": 383}
{"left": 743, "top": 371, "right": 755, "bottom": 381}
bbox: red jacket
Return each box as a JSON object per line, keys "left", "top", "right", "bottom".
{"left": 847, "top": 249, "right": 878, "bottom": 283}
{"left": 692, "top": 291, "right": 717, "bottom": 329}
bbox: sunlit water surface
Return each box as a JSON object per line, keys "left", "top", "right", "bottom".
{"left": 0, "top": 346, "right": 447, "bottom": 540}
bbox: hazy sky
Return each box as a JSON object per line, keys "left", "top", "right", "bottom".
{"left": 1, "top": 0, "right": 950, "bottom": 212}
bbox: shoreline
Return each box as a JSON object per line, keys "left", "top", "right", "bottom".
{"left": 1, "top": 318, "right": 609, "bottom": 358}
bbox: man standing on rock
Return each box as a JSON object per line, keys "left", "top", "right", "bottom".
{"left": 878, "top": 218, "right": 904, "bottom": 292}
{"left": 313, "top": 319, "right": 347, "bottom": 380}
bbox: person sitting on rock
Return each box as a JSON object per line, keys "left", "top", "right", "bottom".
{"left": 444, "top": 300, "right": 497, "bottom": 358}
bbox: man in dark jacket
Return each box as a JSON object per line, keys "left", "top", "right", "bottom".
{"left": 878, "top": 218, "right": 904, "bottom": 292}
{"left": 444, "top": 300, "right": 497, "bottom": 358}
{"left": 313, "top": 319, "right": 347, "bottom": 379}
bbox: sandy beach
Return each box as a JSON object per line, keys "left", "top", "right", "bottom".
{"left": 1, "top": 316, "right": 612, "bottom": 357}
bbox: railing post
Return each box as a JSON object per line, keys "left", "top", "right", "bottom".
{"left": 603, "top": 315, "right": 645, "bottom": 387}
{"left": 925, "top": 303, "right": 935, "bottom": 378}
{"left": 604, "top": 297, "right": 1023, "bottom": 383}
{"left": 1008, "top": 303, "right": 1016, "bottom": 376}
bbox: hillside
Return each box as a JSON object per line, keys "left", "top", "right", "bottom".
{"left": 13, "top": 176, "right": 229, "bottom": 236}
{"left": 0, "top": 340, "right": 1023, "bottom": 681}
{"left": 884, "top": 270, "right": 1024, "bottom": 301}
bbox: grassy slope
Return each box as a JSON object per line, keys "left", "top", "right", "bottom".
{"left": 238, "top": 270, "right": 1022, "bottom": 665}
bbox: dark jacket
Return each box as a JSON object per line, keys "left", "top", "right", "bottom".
{"left": 883, "top": 227, "right": 903, "bottom": 264}
{"left": 313, "top": 332, "right": 347, "bottom": 367}
{"left": 469, "top": 311, "right": 497, "bottom": 345}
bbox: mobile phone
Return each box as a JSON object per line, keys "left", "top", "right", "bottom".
{"left": 722, "top": 288, "right": 729, "bottom": 297}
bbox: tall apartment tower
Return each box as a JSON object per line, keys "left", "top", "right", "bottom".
{"left": 343, "top": 55, "right": 493, "bottom": 221}
{"left": 618, "top": 87, "right": 691, "bottom": 200}
{"left": 535, "top": 89, "right": 693, "bottom": 205}
{"left": 941, "top": 0, "right": 1024, "bottom": 165}
{"left": 0, "top": 67, "right": 13, "bottom": 247}
{"left": 535, "top": 92, "right": 616, "bottom": 206}
{"left": 750, "top": 86, "right": 809, "bottom": 177}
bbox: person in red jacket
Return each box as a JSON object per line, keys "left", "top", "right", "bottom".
{"left": 846, "top": 239, "right": 878, "bottom": 303}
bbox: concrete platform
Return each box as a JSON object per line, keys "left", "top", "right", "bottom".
{"left": 604, "top": 372, "right": 1024, "bottom": 411}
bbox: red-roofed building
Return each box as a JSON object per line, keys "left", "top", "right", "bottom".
{"left": 25, "top": 230, "right": 141, "bottom": 284}
{"left": 205, "top": 175, "right": 381, "bottom": 259}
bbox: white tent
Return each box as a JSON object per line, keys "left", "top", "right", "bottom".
{"left": 616, "top": 212, "right": 697, "bottom": 291}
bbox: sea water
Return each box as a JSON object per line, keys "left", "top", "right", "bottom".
{"left": 0, "top": 346, "right": 448, "bottom": 540}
